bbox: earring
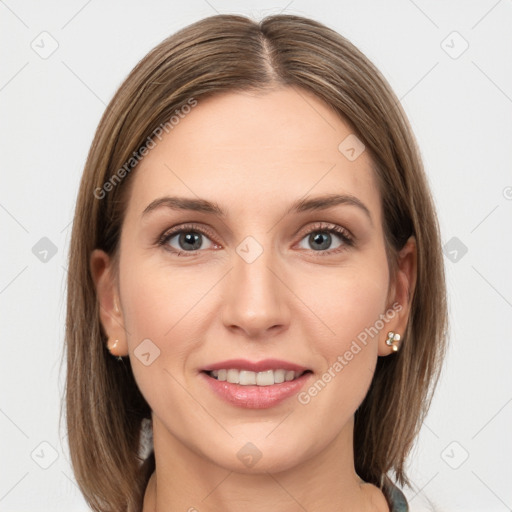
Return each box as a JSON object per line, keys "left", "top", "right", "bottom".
{"left": 108, "top": 338, "right": 119, "bottom": 352}
{"left": 108, "top": 339, "right": 124, "bottom": 361}
{"left": 386, "top": 331, "right": 401, "bottom": 352}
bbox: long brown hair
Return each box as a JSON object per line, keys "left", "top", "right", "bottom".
{"left": 63, "top": 13, "right": 448, "bottom": 511}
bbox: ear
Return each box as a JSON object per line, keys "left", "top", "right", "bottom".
{"left": 90, "top": 249, "right": 129, "bottom": 357}
{"left": 378, "top": 236, "right": 417, "bottom": 356}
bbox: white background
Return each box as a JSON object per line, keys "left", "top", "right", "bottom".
{"left": 1, "top": 1, "right": 511, "bottom": 510}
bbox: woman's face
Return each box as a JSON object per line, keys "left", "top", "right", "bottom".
{"left": 94, "top": 87, "right": 413, "bottom": 473}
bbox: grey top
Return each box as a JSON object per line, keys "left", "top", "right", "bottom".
{"left": 383, "top": 478, "right": 409, "bottom": 512}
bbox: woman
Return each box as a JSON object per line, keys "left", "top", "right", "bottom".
{"left": 64, "top": 13, "right": 447, "bottom": 512}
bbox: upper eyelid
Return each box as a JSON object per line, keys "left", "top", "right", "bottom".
{"left": 159, "top": 223, "right": 217, "bottom": 244}
{"left": 297, "top": 221, "right": 352, "bottom": 239}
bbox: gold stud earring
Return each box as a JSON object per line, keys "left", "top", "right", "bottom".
{"left": 385, "top": 331, "right": 401, "bottom": 352}
{"left": 108, "top": 339, "right": 124, "bottom": 360}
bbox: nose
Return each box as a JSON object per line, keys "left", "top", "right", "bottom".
{"left": 221, "top": 244, "right": 290, "bottom": 339}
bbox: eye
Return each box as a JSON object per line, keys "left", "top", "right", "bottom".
{"left": 158, "top": 223, "right": 219, "bottom": 256}
{"left": 157, "top": 221, "right": 354, "bottom": 257}
{"left": 296, "top": 222, "right": 353, "bottom": 254}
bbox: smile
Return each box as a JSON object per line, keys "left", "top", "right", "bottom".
{"left": 207, "top": 369, "right": 308, "bottom": 386}
{"left": 200, "top": 359, "right": 314, "bottom": 409}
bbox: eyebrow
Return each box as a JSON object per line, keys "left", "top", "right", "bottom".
{"left": 142, "top": 193, "right": 373, "bottom": 224}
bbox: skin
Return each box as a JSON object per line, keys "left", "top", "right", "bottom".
{"left": 91, "top": 87, "right": 416, "bottom": 512}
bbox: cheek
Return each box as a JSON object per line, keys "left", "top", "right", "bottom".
{"left": 118, "top": 251, "right": 212, "bottom": 392}
{"left": 298, "top": 258, "right": 389, "bottom": 348}
{"left": 120, "top": 250, "right": 210, "bottom": 343}
{"left": 330, "top": 270, "right": 388, "bottom": 345}
{"left": 294, "top": 259, "right": 389, "bottom": 406}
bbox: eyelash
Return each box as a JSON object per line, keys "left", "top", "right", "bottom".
{"left": 156, "top": 222, "right": 354, "bottom": 257}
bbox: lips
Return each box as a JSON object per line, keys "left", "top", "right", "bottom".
{"left": 200, "top": 359, "right": 313, "bottom": 408}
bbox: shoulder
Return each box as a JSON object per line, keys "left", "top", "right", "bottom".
{"left": 360, "top": 482, "right": 390, "bottom": 512}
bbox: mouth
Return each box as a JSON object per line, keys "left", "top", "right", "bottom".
{"left": 199, "top": 359, "right": 313, "bottom": 409}
{"left": 204, "top": 368, "right": 312, "bottom": 386}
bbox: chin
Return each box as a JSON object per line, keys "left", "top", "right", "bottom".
{"left": 201, "top": 436, "right": 314, "bottom": 475}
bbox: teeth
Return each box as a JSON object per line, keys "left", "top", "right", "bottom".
{"left": 256, "top": 370, "right": 274, "bottom": 386}
{"left": 239, "top": 370, "right": 256, "bottom": 385}
{"left": 274, "top": 369, "right": 285, "bottom": 384}
{"left": 227, "top": 369, "right": 239, "bottom": 383}
{"left": 208, "top": 369, "right": 305, "bottom": 386}
{"left": 285, "top": 370, "right": 295, "bottom": 382}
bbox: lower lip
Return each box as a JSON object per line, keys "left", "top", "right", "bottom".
{"left": 200, "top": 371, "right": 312, "bottom": 409}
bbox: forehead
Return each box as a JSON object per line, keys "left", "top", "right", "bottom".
{"left": 126, "top": 87, "right": 381, "bottom": 223}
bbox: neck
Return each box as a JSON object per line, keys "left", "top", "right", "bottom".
{"left": 142, "top": 414, "right": 388, "bottom": 512}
